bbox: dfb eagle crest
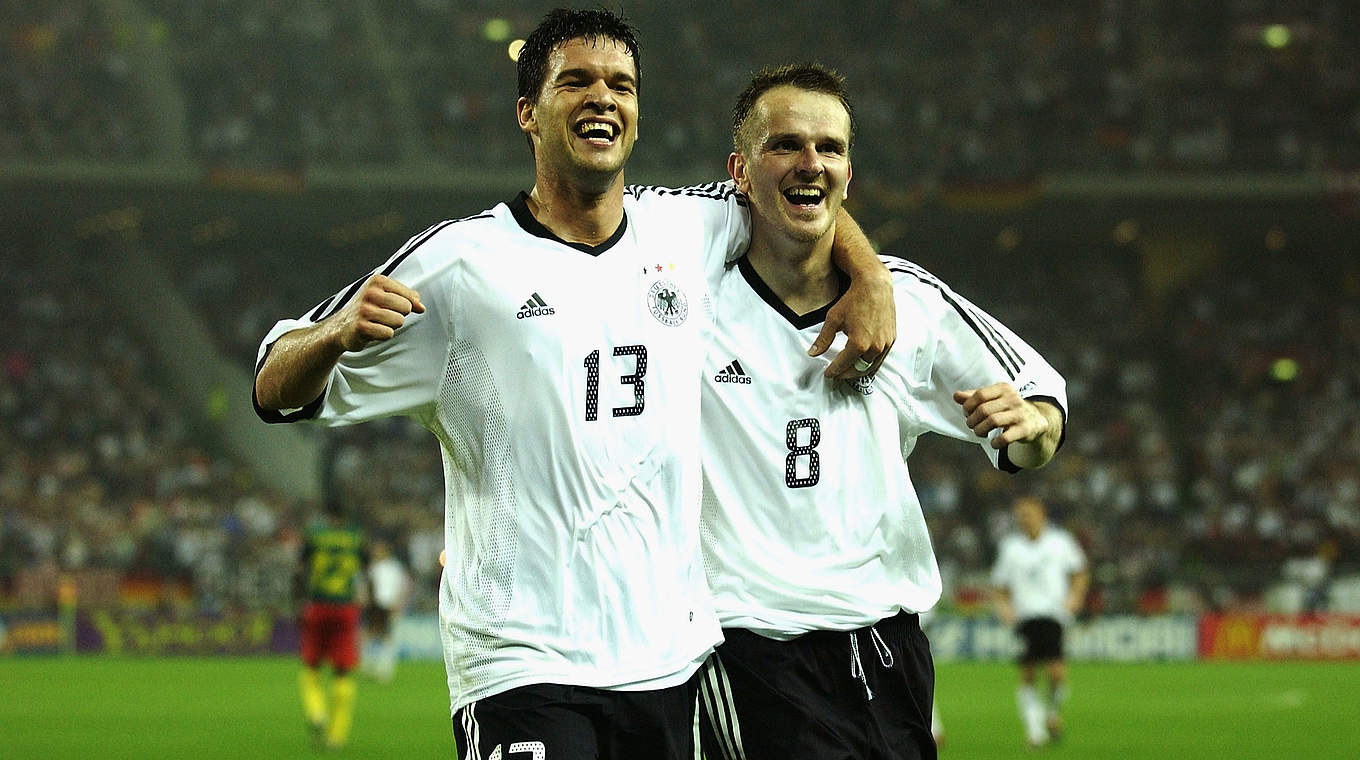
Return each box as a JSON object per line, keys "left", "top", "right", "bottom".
{"left": 647, "top": 280, "right": 688, "bottom": 326}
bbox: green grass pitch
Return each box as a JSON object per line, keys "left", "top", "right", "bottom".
{"left": 0, "top": 657, "right": 1355, "bottom": 758}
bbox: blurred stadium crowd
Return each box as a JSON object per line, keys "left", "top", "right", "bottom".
{"left": 2, "top": 1, "right": 1358, "bottom": 619}
{"left": 0, "top": 242, "right": 447, "bottom": 614}
{"left": 3, "top": 0, "right": 1359, "bottom": 176}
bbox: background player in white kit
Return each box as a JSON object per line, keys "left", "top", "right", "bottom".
{"left": 253, "top": 10, "right": 892, "bottom": 759}
{"left": 362, "top": 539, "right": 409, "bottom": 684}
{"left": 695, "top": 64, "right": 1068, "bottom": 760}
{"left": 991, "top": 495, "right": 1089, "bottom": 748}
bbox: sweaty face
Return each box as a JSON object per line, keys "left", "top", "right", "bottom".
{"left": 520, "top": 37, "right": 639, "bottom": 186}
{"left": 733, "top": 86, "right": 851, "bottom": 245}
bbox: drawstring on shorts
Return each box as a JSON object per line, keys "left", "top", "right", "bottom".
{"left": 849, "top": 625, "right": 894, "bottom": 701}
{"left": 870, "top": 627, "right": 894, "bottom": 668}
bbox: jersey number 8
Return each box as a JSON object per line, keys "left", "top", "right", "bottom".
{"left": 785, "top": 417, "right": 821, "bottom": 488}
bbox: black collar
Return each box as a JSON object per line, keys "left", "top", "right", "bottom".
{"left": 508, "top": 191, "right": 629, "bottom": 256}
{"left": 737, "top": 255, "right": 849, "bottom": 329}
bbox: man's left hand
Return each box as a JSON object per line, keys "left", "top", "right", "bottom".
{"left": 810, "top": 270, "right": 895, "bottom": 379}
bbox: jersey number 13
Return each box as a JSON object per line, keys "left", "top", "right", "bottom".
{"left": 583, "top": 345, "right": 648, "bottom": 421}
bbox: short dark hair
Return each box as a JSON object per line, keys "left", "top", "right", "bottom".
{"left": 517, "top": 8, "right": 642, "bottom": 103}
{"left": 731, "top": 63, "right": 855, "bottom": 155}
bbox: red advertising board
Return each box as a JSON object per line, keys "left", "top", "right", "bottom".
{"left": 1200, "top": 614, "right": 1360, "bottom": 660}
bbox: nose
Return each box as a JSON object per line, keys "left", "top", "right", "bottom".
{"left": 795, "top": 144, "right": 823, "bottom": 177}
{"left": 583, "top": 80, "right": 616, "bottom": 111}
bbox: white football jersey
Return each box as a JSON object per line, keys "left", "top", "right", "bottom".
{"left": 255, "top": 184, "right": 749, "bottom": 711}
{"left": 991, "top": 526, "right": 1087, "bottom": 624}
{"left": 700, "top": 254, "right": 1068, "bottom": 639}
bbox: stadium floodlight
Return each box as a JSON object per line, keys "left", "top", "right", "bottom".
{"left": 483, "top": 18, "right": 511, "bottom": 42}
{"left": 1262, "top": 24, "right": 1291, "bottom": 48}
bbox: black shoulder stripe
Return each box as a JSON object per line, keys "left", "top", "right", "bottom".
{"left": 382, "top": 215, "right": 482, "bottom": 276}
{"left": 307, "top": 295, "right": 336, "bottom": 323}
{"left": 313, "top": 215, "right": 483, "bottom": 324}
{"left": 626, "top": 183, "right": 747, "bottom": 205}
{"left": 885, "top": 261, "right": 1022, "bottom": 379}
{"left": 963, "top": 305, "right": 1024, "bottom": 374}
{"left": 310, "top": 274, "right": 368, "bottom": 324}
{"left": 943, "top": 291, "right": 1019, "bottom": 379}
{"left": 887, "top": 260, "right": 1023, "bottom": 375}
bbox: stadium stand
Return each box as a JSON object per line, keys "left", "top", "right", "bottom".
{"left": 5, "top": 2, "right": 1358, "bottom": 175}
{"left": 1, "top": 0, "right": 1357, "bottom": 627}
{"left": 0, "top": 0, "right": 152, "bottom": 159}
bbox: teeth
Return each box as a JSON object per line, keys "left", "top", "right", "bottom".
{"left": 577, "top": 121, "right": 616, "bottom": 139}
{"left": 784, "top": 188, "right": 823, "bottom": 203}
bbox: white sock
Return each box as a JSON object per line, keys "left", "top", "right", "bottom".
{"left": 1017, "top": 685, "right": 1048, "bottom": 744}
{"left": 1049, "top": 683, "right": 1068, "bottom": 717}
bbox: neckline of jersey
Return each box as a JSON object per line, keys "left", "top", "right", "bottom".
{"left": 508, "top": 191, "right": 629, "bottom": 256}
{"left": 736, "top": 254, "right": 849, "bottom": 329}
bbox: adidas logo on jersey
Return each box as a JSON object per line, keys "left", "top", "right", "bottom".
{"left": 516, "top": 292, "right": 555, "bottom": 319}
{"left": 714, "top": 359, "right": 752, "bottom": 385}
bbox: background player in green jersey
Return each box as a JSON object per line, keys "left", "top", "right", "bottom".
{"left": 296, "top": 500, "right": 368, "bottom": 751}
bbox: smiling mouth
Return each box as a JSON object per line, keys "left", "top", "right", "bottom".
{"left": 783, "top": 187, "right": 825, "bottom": 208}
{"left": 574, "top": 120, "right": 618, "bottom": 144}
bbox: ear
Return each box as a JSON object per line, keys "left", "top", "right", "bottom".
{"left": 516, "top": 97, "right": 536, "bottom": 136}
{"left": 727, "top": 152, "right": 751, "bottom": 194}
{"left": 844, "top": 161, "right": 852, "bottom": 200}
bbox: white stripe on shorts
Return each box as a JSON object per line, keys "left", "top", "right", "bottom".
{"left": 460, "top": 702, "right": 481, "bottom": 760}
{"left": 699, "top": 655, "right": 748, "bottom": 760}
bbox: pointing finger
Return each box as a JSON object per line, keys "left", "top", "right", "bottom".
{"left": 808, "top": 313, "right": 843, "bottom": 358}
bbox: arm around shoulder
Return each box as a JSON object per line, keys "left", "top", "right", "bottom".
{"left": 815, "top": 208, "right": 896, "bottom": 377}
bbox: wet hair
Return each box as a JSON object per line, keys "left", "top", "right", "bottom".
{"left": 731, "top": 63, "right": 855, "bottom": 155}
{"left": 517, "top": 8, "right": 642, "bottom": 103}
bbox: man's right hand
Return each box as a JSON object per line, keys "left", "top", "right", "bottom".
{"left": 255, "top": 274, "right": 424, "bottom": 411}
{"left": 336, "top": 275, "right": 425, "bottom": 351}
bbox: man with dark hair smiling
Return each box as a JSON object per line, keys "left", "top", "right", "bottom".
{"left": 253, "top": 10, "right": 893, "bottom": 760}
{"left": 696, "top": 64, "right": 1068, "bottom": 760}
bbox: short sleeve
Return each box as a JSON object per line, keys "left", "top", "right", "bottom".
{"left": 253, "top": 229, "right": 454, "bottom": 427}
{"left": 885, "top": 257, "right": 1067, "bottom": 473}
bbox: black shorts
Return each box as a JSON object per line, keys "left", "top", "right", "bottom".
{"left": 1016, "top": 617, "right": 1065, "bottom": 664}
{"left": 699, "top": 610, "right": 936, "bottom": 760}
{"left": 453, "top": 677, "right": 698, "bottom": 760}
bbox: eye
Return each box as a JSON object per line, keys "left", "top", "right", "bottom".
{"left": 819, "top": 142, "right": 846, "bottom": 155}
{"left": 771, "top": 139, "right": 798, "bottom": 152}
